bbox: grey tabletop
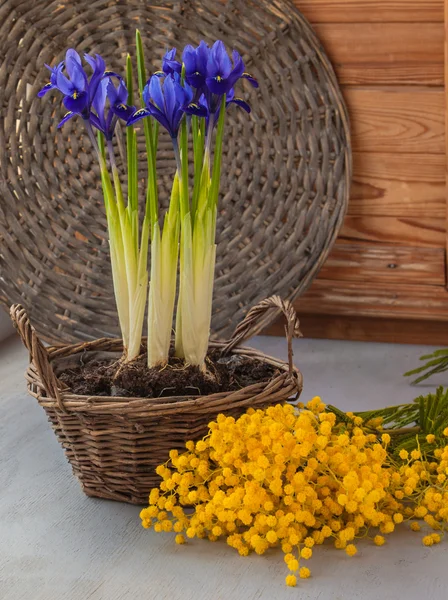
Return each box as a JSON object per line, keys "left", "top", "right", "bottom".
{"left": 1, "top": 332, "right": 447, "bottom": 600}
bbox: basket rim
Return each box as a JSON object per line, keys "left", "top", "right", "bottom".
{"left": 26, "top": 338, "right": 303, "bottom": 414}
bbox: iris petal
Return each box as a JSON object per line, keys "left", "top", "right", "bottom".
{"left": 182, "top": 45, "right": 196, "bottom": 74}
{"left": 70, "top": 60, "right": 88, "bottom": 92}
{"left": 116, "top": 79, "right": 128, "bottom": 104}
{"left": 89, "top": 112, "right": 104, "bottom": 134}
{"left": 127, "top": 107, "right": 152, "bottom": 126}
{"left": 208, "top": 40, "right": 232, "bottom": 78}
{"left": 92, "top": 78, "right": 108, "bottom": 130}
{"left": 57, "top": 111, "right": 76, "bottom": 128}
{"left": 147, "top": 104, "right": 172, "bottom": 132}
{"left": 65, "top": 49, "right": 82, "bottom": 79}
{"left": 225, "top": 51, "right": 245, "bottom": 91}
{"left": 51, "top": 62, "right": 64, "bottom": 85}
{"left": 103, "top": 70, "right": 122, "bottom": 79}
{"left": 184, "top": 101, "right": 208, "bottom": 118}
{"left": 242, "top": 72, "right": 259, "bottom": 88}
{"left": 162, "top": 48, "right": 182, "bottom": 75}
{"left": 87, "top": 54, "right": 106, "bottom": 102}
{"left": 83, "top": 53, "right": 97, "bottom": 71}
{"left": 112, "top": 103, "right": 135, "bottom": 122}
{"left": 148, "top": 76, "right": 165, "bottom": 112}
{"left": 196, "top": 41, "right": 209, "bottom": 75}
{"left": 228, "top": 97, "right": 251, "bottom": 113}
{"left": 186, "top": 72, "right": 204, "bottom": 89}
{"left": 55, "top": 69, "right": 74, "bottom": 96}
{"left": 106, "top": 77, "right": 120, "bottom": 106}
{"left": 66, "top": 49, "right": 81, "bottom": 65}
{"left": 37, "top": 82, "right": 55, "bottom": 98}
{"left": 163, "top": 75, "right": 177, "bottom": 131}
{"left": 183, "top": 41, "right": 210, "bottom": 89}
{"left": 205, "top": 75, "right": 228, "bottom": 95}
{"left": 63, "top": 91, "right": 89, "bottom": 114}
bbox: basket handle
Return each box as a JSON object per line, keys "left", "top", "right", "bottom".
{"left": 10, "top": 304, "right": 65, "bottom": 411}
{"left": 222, "top": 295, "right": 303, "bottom": 376}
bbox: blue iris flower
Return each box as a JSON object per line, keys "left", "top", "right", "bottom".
{"left": 37, "top": 61, "right": 64, "bottom": 98}
{"left": 38, "top": 49, "right": 106, "bottom": 128}
{"left": 182, "top": 40, "right": 258, "bottom": 115}
{"left": 186, "top": 88, "right": 251, "bottom": 126}
{"left": 182, "top": 40, "right": 210, "bottom": 89}
{"left": 206, "top": 41, "right": 258, "bottom": 96}
{"left": 127, "top": 73, "right": 193, "bottom": 139}
{"left": 154, "top": 48, "right": 182, "bottom": 78}
{"left": 90, "top": 76, "right": 135, "bottom": 141}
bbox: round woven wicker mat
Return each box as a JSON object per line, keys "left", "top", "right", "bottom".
{"left": 0, "top": 0, "right": 351, "bottom": 344}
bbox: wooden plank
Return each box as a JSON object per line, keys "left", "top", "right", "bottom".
{"left": 295, "top": 0, "right": 444, "bottom": 23}
{"left": 349, "top": 153, "right": 446, "bottom": 218}
{"left": 346, "top": 88, "right": 445, "bottom": 154}
{"left": 267, "top": 314, "right": 448, "bottom": 345}
{"left": 314, "top": 24, "right": 444, "bottom": 86}
{"left": 339, "top": 216, "right": 445, "bottom": 248}
{"left": 318, "top": 243, "right": 446, "bottom": 285}
{"left": 294, "top": 280, "right": 448, "bottom": 321}
{"left": 335, "top": 64, "right": 443, "bottom": 87}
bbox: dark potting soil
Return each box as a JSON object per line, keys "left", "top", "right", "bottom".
{"left": 58, "top": 350, "right": 279, "bottom": 398}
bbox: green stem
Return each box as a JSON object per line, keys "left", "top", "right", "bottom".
{"left": 136, "top": 29, "right": 158, "bottom": 231}
{"left": 180, "top": 117, "right": 189, "bottom": 217}
{"left": 107, "top": 139, "right": 126, "bottom": 213}
{"left": 172, "top": 137, "right": 189, "bottom": 221}
{"left": 387, "top": 426, "right": 421, "bottom": 436}
{"left": 126, "top": 54, "right": 138, "bottom": 216}
{"left": 209, "top": 96, "right": 226, "bottom": 212}
{"left": 85, "top": 120, "right": 106, "bottom": 169}
{"left": 144, "top": 121, "right": 158, "bottom": 230}
{"left": 204, "top": 113, "right": 215, "bottom": 157}
{"left": 191, "top": 116, "right": 205, "bottom": 221}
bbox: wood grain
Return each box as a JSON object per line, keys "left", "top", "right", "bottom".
{"left": 267, "top": 314, "right": 448, "bottom": 345}
{"left": 335, "top": 64, "right": 443, "bottom": 87}
{"left": 295, "top": 0, "right": 444, "bottom": 23}
{"left": 346, "top": 88, "right": 445, "bottom": 154}
{"left": 349, "top": 153, "right": 446, "bottom": 218}
{"left": 294, "top": 280, "right": 448, "bottom": 321}
{"left": 318, "top": 243, "right": 446, "bottom": 285}
{"left": 340, "top": 217, "right": 446, "bottom": 248}
{"left": 313, "top": 24, "right": 444, "bottom": 85}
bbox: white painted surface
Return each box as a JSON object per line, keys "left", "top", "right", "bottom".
{"left": 1, "top": 333, "right": 448, "bottom": 599}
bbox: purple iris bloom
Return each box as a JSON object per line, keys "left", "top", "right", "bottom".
{"left": 37, "top": 49, "right": 106, "bottom": 127}
{"left": 154, "top": 48, "right": 182, "bottom": 77}
{"left": 225, "top": 88, "right": 251, "bottom": 113}
{"left": 205, "top": 41, "right": 258, "bottom": 96}
{"left": 90, "top": 77, "right": 135, "bottom": 141}
{"left": 37, "top": 61, "right": 64, "bottom": 97}
{"left": 185, "top": 87, "right": 250, "bottom": 127}
{"left": 182, "top": 41, "right": 210, "bottom": 89}
{"left": 181, "top": 40, "right": 258, "bottom": 115}
{"left": 127, "top": 73, "right": 193, "bottom": 139}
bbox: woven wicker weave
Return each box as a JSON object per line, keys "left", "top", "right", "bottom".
{"left": 0, "top": 0, "right": 351, "bottom": 344}
{"left": 11, "top": 296, "right": 303, "bottom": 504}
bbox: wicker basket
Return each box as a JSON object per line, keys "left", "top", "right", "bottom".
{"left": 11, "top": 296, "right": 303, "bottom": 505}
{"left": 0, "top": 0, "right": 351, "bottom": 345}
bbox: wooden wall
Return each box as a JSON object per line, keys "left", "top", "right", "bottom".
{"left": 277, "top": 0, "right": 448, "bottom": 344}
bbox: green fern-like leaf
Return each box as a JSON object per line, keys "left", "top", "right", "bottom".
{"left": 328, "top": 387, "right": 448, "bottom": 458}
{"left": 404, "top": 349, "right": 448, "bottom": 384}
